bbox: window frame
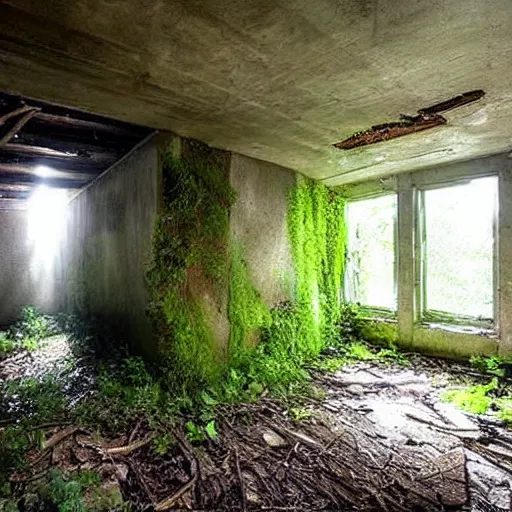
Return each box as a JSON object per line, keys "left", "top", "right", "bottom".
{"left": 344, "top": 191, "right": 398, "bottom": 319}
{"left": 414, "top": 176, "right": 498, "bottom": 330}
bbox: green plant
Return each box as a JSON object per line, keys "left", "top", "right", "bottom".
{"left": 496, "top": 398, "right": 512, "bottom": 424}
{"left": 0, "top": 426, "right": 32, "bottom": 486}
{"left": 289, "top": 406, "right": 312, "bottom": 422}
{"left": 470, "top": 355, "right": 505, "bottom": 376}
{"left": 152, "top": 433, "right": 175, "bottom": 455}
{"left": 0, "top": 306, "right": 55, "bottom": 357}
{"left": 442, "top": 379, "right": 498, "bottom": 414}
{"left": 11, "top": 306, "right": 52, "bottom": 348}
{"left": 1, "top": 374, "right": 67, "bottom": 423}
{"left": 204, "top": 420, "right": 218, "bottom": 440}
{"left": 0, "top": 333, "right": 15, "bottom": 358}
{"left": 45, "top": 469, "right": 87, "bottom": 512}
{"left": 185, "top": 419, "right": 218, "bottom": 442}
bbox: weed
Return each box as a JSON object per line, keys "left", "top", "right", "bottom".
{"left": 0, "top": 307, "right": 56, "bottom": 358}
{"left": 1, "top": 374, "right": 67, "bottom": 423}
{"left": 471, "top": 355, "right": 502, "bottom": 373}
{"left": 152, "top": 433, "right": 175, "bottom": 455}
{"left": 45, "top": 469, "right": 87, "bottom": 512}
{"left": 0, "top": 333, "right": 14, "bottom": 358}
{"left": 496, "top": 398, "right": 512, "bottom": 424}
{"left": 289, "top": 407, "right": 312, "bottom": 422}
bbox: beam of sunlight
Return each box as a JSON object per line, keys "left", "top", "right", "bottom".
{"left": 27, "top": 186, "right": 68, "bottom": 303}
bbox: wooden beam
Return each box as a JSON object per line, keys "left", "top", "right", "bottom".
{"left": 0, "top": 171, "right": 89, "bottom": 188}
{"left": 0, "top": 108, "right": 40, "bottom": 146}
{"left": 0, "top": 157, "right": 103, "bottom": 174}
{"left": 0, "top": 189, "right": 30, "bottom": 199}
{"left": 0, "top": 142, "right": 118, "bottom": 166}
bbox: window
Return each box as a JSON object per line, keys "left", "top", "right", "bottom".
{"left": 345, "top": 194, "right": 397, "bottom": 313}
{"left": 418, "top": 176, "right": 497, "bottom": 325}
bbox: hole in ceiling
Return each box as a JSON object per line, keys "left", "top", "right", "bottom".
{"left": 333, "top": 90, "right": 485, "bottom": 151}
{"left": 0, "top": 91, "right": 155, "bottom": 209}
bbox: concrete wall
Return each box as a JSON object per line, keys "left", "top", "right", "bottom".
{"left": 0, "top": 210, "right": 63, "bottom": 325}
{"left": 230, "top": 153, "right": 296, "bottom": 306}
{"left": 63, "top": 135, "right": 160, "bottom": 353}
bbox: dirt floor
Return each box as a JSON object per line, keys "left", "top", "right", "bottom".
{"left": 1, "top": 336, "right": 512, "bottom": 511}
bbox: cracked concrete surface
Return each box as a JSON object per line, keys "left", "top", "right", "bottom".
{"left": 1, "top": 0, "right": 511, "bottom": 184}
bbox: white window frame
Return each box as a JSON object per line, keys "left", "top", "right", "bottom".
{"left": 344, "top": 192, "right": 398, "bottom": 319}
{"left": 414, "top": 176, "right": 498, "bottom": 330}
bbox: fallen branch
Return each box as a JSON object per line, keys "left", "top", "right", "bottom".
{"left": 405, "top": 413, "right": 479, "bottom": 434}
{"left": 43, "top": 427, "right": 79, "bottom": 450}
{"left": 0, "top": 105, "right": 35, "bottom": 126}
{"left": 106, "top": 434, "right": 155, "bottom": 456}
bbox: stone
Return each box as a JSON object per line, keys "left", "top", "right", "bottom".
{"left": 262, "top": 430, "right": 287, "bottom": 448}
{"left": 346, "top": 384, "right": 365, "bottom": 396}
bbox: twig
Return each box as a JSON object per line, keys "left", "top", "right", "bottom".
{"left": 125, "top": 458, "right": 156, "bottom": 503}
{"left": 405, "top": 412, "right": 479, "bottom": 434}
{"left": 128, "top": 419, "right": 142, "bottom": 444}
{"left": 29, "top": 422, "right": 71, "bottom": 431}
{"left": 234, "top": 447, "right": 247, "bottom": 512}
{"left": 28, "top": 449, "right": 51, "bottom": 469}
{"left": 12, "top": 469, "right": 48, "bottom": 484}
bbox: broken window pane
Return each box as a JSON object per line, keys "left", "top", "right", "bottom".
{"left": 346, "top": 194, "right": 397, "bottom": 310}
{"left": 423, "top": 176, "right": 496, "bottom": 320}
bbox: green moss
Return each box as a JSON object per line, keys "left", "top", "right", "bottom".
{"left": 146, "top": 152, "right": 236, "bottom": 398}
{"left": 496, "top": 398, "right": 512, "bottom": 425}
{"left": 360, "top": 320, "right": 399, "bottom": 347}
{"left": 229, "top": 244, "right": 271, "bottom": 354}
{"left": 287, "top": 178, "right": 346, "bottom": 355}
{"left": 223, "top": 178, "right": 347, "bottom": 399}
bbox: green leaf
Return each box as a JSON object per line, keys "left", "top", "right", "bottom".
{"left": 200, "top": 391, "right": 217, "bottom": 406}
{"left": 205, "top": 420, "right": 218, "bottom": 441}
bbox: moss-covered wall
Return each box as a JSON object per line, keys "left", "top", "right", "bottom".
{"left": 145, "top": 139, "right": 347, "bottom": 398}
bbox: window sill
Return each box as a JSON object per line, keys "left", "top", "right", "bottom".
{"left": 419, "top": 321, "right": 497, "bottom": 338}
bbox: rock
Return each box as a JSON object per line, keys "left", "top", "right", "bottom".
{"left": 263, "top": 430, "right": 287, "bottom": 447}
{"left": 346, "top": 384, "right": 365, "bottom": 396}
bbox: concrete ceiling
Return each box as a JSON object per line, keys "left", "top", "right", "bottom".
{"left": 0, "top": 0, "right": 511, "bottom": 185}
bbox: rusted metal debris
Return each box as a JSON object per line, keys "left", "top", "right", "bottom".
{"left": 334, "top": 90, "right": 485, "bottom": 151}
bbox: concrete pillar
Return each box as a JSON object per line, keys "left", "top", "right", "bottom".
{"left": 397, "top": 173, "right": 415, "bottom": 345}
{"left": 499, "top": 159, "right": 512, "bottom": 355}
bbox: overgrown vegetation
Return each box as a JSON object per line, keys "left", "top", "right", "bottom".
{"left": 0, "top": 306, "right": 55, "bottom": 357}
{"left": 146, "top": 152, "right": 236, "bottom": 400}
{"left": 144, "top": 154, "right": 351, "bottom": 406}
{"left": 443, "top": 379, "right": 497, "bottom": 414}
{"left": 442, "top": 355, "right": 512, "bottom": 423}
